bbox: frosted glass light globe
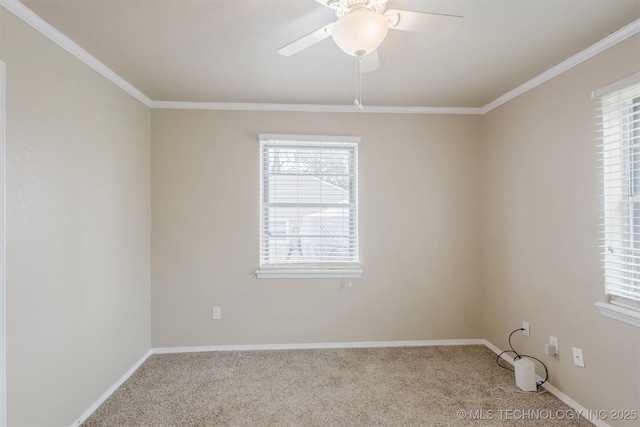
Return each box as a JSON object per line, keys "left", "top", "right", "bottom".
{"left": 331, "top": 8, "right": 389, "bottom": 56}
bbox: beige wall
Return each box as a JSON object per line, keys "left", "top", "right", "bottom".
{"left": 151, "top": 110, "right": 483, "bottom": 347}
{"left": 2, "top": 1, "right": 639, "bottom": 424}
{"left": 1, "top": 9, "right": 151, "bottom": 427}
{"left": 482, "top": 33, "right": 640, "bottom": 423}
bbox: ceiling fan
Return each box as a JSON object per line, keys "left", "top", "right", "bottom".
{"left": 278, "top": 0, "right": 464, "bottom": 73}
{"left": 278, "top": 0, "right": 463, "bottom": 110}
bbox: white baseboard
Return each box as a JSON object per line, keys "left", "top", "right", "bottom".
{"left": 481, "top": 339, "right": 610, "bottom": 427}
{"left": 70, "top": 349, "right": 153, "bottom": 427}
{"left": 152, "top": 338, "right": 485, "bottom": 354}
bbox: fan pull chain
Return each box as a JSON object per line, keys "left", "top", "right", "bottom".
{"left": 354, "top": 50, "right": 364, "bottom": 111}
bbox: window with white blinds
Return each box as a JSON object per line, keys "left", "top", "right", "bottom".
{"left": 597, "top": 74, "right": 640, "bottom": 314}
{"left": 257, "top": 134, "right": 360, "bottom": 277}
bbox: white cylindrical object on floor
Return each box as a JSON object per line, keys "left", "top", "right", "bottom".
{"left": 514, "top": 358, "right": 536, "bottom": 392}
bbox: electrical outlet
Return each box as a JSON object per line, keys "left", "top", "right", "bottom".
{"left": 522, "top": 321, "right": 530, "bottom": 337}
{"left": 572, "top": 347, "right": 585, "bottom": 368}
{"left": 212, "top": 307, "right": 221, "bottom": 320}
{"left": 549, "top": 336, "right": 558, "bottom": 354}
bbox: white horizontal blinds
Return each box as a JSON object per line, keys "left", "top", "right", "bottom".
{"left": 599, "top": 77, "right": 640, "bottom": 309}
{"left": 259, "top": 135, "right": 359, "bottom": 266}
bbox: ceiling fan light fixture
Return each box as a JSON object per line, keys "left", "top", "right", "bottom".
{"left": 331, "top": 8, "right": 389, "bottom": 56}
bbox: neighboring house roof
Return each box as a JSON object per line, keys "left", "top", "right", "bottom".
{"left": 269, "top": 174, "right": 348, "bottom": 205}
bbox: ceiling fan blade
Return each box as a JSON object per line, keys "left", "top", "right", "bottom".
{"left": 385, "top": 9, "right": 463, "bottom": 36}
{"left": 361, "top": 50, "right": 380, "bottom": 73}
{"left": 277, "top": 23, "right": 333, "bottom": 56}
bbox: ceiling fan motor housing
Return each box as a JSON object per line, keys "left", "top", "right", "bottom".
{"left": 332, "top": 0, "right": 387, "bottom": 17}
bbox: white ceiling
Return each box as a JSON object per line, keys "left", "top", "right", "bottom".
{"left": 18, "top": 0, "right": 640, "bottom": 108}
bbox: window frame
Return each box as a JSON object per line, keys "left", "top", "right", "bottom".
{"left": 594, "top": 73, "right": 640, "bottom": 327}
{"left": 255, "top": 134, "right": 362, "bottom": 279}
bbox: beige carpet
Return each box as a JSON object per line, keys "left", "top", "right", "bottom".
{"left": 82, "top": 345, "right": 591, "bottom": 426}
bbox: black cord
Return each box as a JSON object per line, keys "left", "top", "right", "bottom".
{"left": 496, "top": 328, "right": 524, "bottom": 372}
{"left": 495, "top": 328, "right": 549, "bottom": 388}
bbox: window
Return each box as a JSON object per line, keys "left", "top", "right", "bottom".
{"left": 256, "top": 134, "right": 361, "bottom": 279}
{"left": 595, "top": 73, "right": 640, "bottom": 327}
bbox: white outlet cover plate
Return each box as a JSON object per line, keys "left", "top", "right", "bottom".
{"left": 572, "top": 347, "right": 585, "bottom": 367}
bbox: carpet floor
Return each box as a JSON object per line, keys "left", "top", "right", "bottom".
{"left": 82, "top": 345, "right": 592, "bottom": 426}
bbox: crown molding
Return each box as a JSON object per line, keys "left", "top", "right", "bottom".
{"left": 0, "top": 0, "right": 153, "bottom": 108}
{"left": 2, "top": 1, "right": 639, "bottom": 115}
{"left": 151, "top": 101, "right": 483, "bottom": 115}
{"left": 480, "top": 17, "right": 640, "bottom": 114}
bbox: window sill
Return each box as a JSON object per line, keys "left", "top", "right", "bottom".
{"left": 255, "top": 267, "right": 363, "bottom": 279}
{"left": 594, "top": 301, "right": 640, "bottom": 328}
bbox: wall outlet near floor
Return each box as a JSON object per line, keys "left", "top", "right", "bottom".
{"left": 572, "top": 347, "right": 585, "bottom": 368}
{"left": 522, "top": 321, "right": 530, "bottom": 337}
{"left": 549, "top": 336, "right": 558, "bottom": 354}
{"left": 212, "top": 306, "right": 221, "bottom": 320}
